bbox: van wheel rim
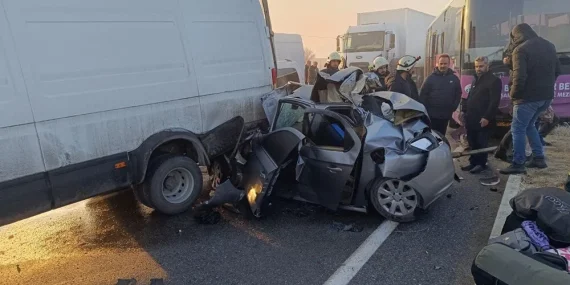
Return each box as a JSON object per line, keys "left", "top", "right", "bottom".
{"left": 162, "top": 168, "right": 194, "bottom": 204}
{"left": 377, "top": 179, "right": 418, "bottom": 216}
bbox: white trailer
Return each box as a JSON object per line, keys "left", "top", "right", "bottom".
{"left": 340, "top": 8, "right": 434, "bottom": 84}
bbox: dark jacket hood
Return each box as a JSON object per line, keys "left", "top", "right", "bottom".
{"left": 511, "top": 23, "right": 538, "bottom": 48}
{"left": 432, "top": 68, "right": 455, "bottom": 76}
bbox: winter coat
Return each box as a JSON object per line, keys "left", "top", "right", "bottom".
{"left": 419, "top": 68, "right": 462, "bottom": 120}
{"left": 385, "top": 72, "right": 420, "bottom": 101}
{"left": 373, "top": 70, "right": 389, "bottom": 91}
{"left": 460, "top": 71, "right": 502, "bottom": 130}
{"left": 320, "top": 67, "right": 339, "bottom": 76}
{"left": 509, "top": 23, "right": 561, "bottom": 104}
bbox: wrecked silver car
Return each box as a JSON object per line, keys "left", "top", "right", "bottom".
{"left": 200, "top": 67, "right": 459, "bottom": 223}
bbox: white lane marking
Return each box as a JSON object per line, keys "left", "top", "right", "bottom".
{"left": 489, "top": 175, "right": 522, "bottom": 240}
{"left": 324, "top": 220, "right": 399, "bottom": 285}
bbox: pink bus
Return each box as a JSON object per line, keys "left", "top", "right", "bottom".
{"left": 425, "top": 0, "right": 570, "bottom": 128}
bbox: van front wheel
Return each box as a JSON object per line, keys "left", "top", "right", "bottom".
{"left": 143, "top": 155, "right": 203, "bottom": 215}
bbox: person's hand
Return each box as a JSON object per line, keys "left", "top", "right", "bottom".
{"left": 480, "top": 118, "right": 489, "bottom": 127}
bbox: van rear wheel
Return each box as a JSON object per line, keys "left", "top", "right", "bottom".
{"left": 143, "top": 155, "right": 202, "bottom": 215}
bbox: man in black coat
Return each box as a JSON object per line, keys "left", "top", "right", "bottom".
{"left": 419, "top": 54, "right": 462, "bottom": 136}
{"left": 460, "top": 56, "right": 502, "bottom": 174}
{"left": 500, "top": 23, "right": 561, "bottom": 174}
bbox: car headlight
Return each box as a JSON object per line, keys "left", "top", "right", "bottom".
{"left": 410, "top": 138, "right": 433, "bottom": 151}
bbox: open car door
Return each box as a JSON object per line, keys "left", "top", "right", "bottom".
{"left": 296, "top": 108, "right": 362, "bottom": 210}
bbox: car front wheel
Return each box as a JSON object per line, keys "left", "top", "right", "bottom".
{"left": 369, "top": 178, "right": 419, "bottom": 223}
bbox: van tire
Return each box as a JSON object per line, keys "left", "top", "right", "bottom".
{"left": 133, "top": 185, "right": 153, "bottom": 208}
{"left": 143, "top": 155, "right": 202, "bottom": 215}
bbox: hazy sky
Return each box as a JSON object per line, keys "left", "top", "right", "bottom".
{"left": 268, "top": 0, "right": 450, "bottom": 57}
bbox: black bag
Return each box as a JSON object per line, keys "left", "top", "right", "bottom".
{"left": 472, "top": 243, "right": 570, "bottom": 285}
{"left": 509, "top": 187, "right": 570, "bottom": 247}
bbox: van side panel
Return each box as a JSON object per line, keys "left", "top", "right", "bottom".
{"left": 179, "top": 0, "right": 272, "bottom": 131}
{"left": 3, "top": 0, "right": 199, "bottom": 122}
{"left": 0, "top": 3, "right": 50, "bottom": 226}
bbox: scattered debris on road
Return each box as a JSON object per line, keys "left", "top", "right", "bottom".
{"left": 331, "top": 221, "right": 364, "bottom": 232}
{"left": 434, "top": 266, "right": 442, "bottom": 270}
{"left": 194, "top": 210, "right": 222, "bottom": 225}
{"left": 470, "top": 206, "right": 479, "bottom": 211}
{"left": 16, "top": 265, "right": 20, "bottom": 273}
{"left": 446, "top": 194, "right": 453, "bottom": 199}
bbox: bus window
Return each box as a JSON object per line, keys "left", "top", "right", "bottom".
{"left": 464, "top": 0, "right": 570, "bottom": 65}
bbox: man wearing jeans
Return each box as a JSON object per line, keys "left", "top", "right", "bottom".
{"left": 500, "top": 23, "right": 561, "bottom": 175}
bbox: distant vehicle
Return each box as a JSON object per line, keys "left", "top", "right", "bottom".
{"left": 425, "top": 0, "right": 570, "bottom": 127}
{"left": 337, "top": 8, "right": 434, "bottom": 86}
{"left": 274, "top": 33, "right": 305, "bottom": 83}
{"left": 0, "top": 0, "right": 275, "bottom": 227}
{"left": 276, "top": 59, "right": 302, "bottom": 88}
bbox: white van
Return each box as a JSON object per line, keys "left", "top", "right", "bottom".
{"left": 0, "top": 0, "right": 275, "bottom": 226}
{"left": 274, "top": 33, "right": 305, "bottom": 83}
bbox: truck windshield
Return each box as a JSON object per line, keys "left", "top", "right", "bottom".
{"left": 464, "top": 0, "right": 570, "bottom": 65}
{"left": 344, "top": 31, "right": 385, "bottom": 53}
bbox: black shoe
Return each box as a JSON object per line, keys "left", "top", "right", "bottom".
{"left": 526, "top": 158, "right": 548, "bottom": 169}
{"left": 480, "top": 175, "right": 500, "bottom": 186}
{"left": 469, "top": 165, "right": 486, "bottom": 174}
{"left": 499, "top": 164, "right": 527, "bottom": 175}
{"left": 461, "top": 164, "right": 476, "bottom": 172}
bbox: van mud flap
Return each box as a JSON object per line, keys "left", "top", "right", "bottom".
{"left": 199, "top": 116, "right": 245, "bottom": 159}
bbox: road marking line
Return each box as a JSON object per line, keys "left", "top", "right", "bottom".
{"left": 324, "top": 220, "right": 399, "bottom": 285}
{"left": 489, "top": 175, "right": 522, "bottom": 240}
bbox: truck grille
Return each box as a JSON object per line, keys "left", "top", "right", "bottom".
{"left": 349, "top": 62, "right": 369, "bottom": 71}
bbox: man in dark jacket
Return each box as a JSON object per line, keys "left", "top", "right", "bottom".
{"left": 305, "top": 60, "right": 311, "bottom": 84}
{"left": 460, "top": 56, "right": 502, "bottom": 174}
{"left": 386, "top": 55, "right": 420, "bottom": 101}
{"left": 419, "top": 54, "right": 462, "bottom": 135}
{"left": 321, "top": 51, "right": 342, "bottom": 76}
{"left": 308, "top": 61, "right": 318, "bottom": 84}
{"left": 500, "top": 23, "right": 562, "bottom": 174}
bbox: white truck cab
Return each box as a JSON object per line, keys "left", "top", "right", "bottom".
{"left": 339, "top": 24, "right": 396, "bottom": 71}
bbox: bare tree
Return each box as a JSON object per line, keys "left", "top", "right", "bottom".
{"left": 304, "top": 47, "right": 316, "bottom": 63}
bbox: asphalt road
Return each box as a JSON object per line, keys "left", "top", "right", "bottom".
{"left": 0, "top": 158, "right": 506, "bottom": 285}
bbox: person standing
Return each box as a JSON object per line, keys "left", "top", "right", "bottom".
{"left": 304, "top": 60, "right": 311, "bottom": 84}
{"left": 500, "top": 23, "right": 561, "bottom": 174}
{"left": 321, "top": 52, "right": 342, "bottom": 76}
{"left": 419, "top": 54, "right": 462, "bottom": 136}
{"left": 385, "top": 55, "right": 420, "bottom": 101}
{"left": 308, "top": 61, "right": 318, "bottom": 85}
{"left": 370, "top": 56, "right": 390, "bottom": 90}
{"left": 460, "top": 56, "right": 501, "bottom": 174}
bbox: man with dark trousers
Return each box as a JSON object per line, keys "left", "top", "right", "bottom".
{"left": 460, "top": 56, "right": 501, "bottom": 174}
{"left": 419, "top": 54, "right": 462, "bottom": 136}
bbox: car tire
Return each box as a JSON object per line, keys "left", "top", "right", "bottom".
{"left": 369, "top": 178, "right": 419, "bottom": 223}
{"left": 143, "top": 155, "right": 203, "bottom": 215}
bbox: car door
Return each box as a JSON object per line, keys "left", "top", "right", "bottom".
{"left": 297, "top": 108, "right": 361, "bottom": 210}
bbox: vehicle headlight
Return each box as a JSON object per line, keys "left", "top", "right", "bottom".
{"left": 410, "top": 138, "right": 433, "bottom": 151}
